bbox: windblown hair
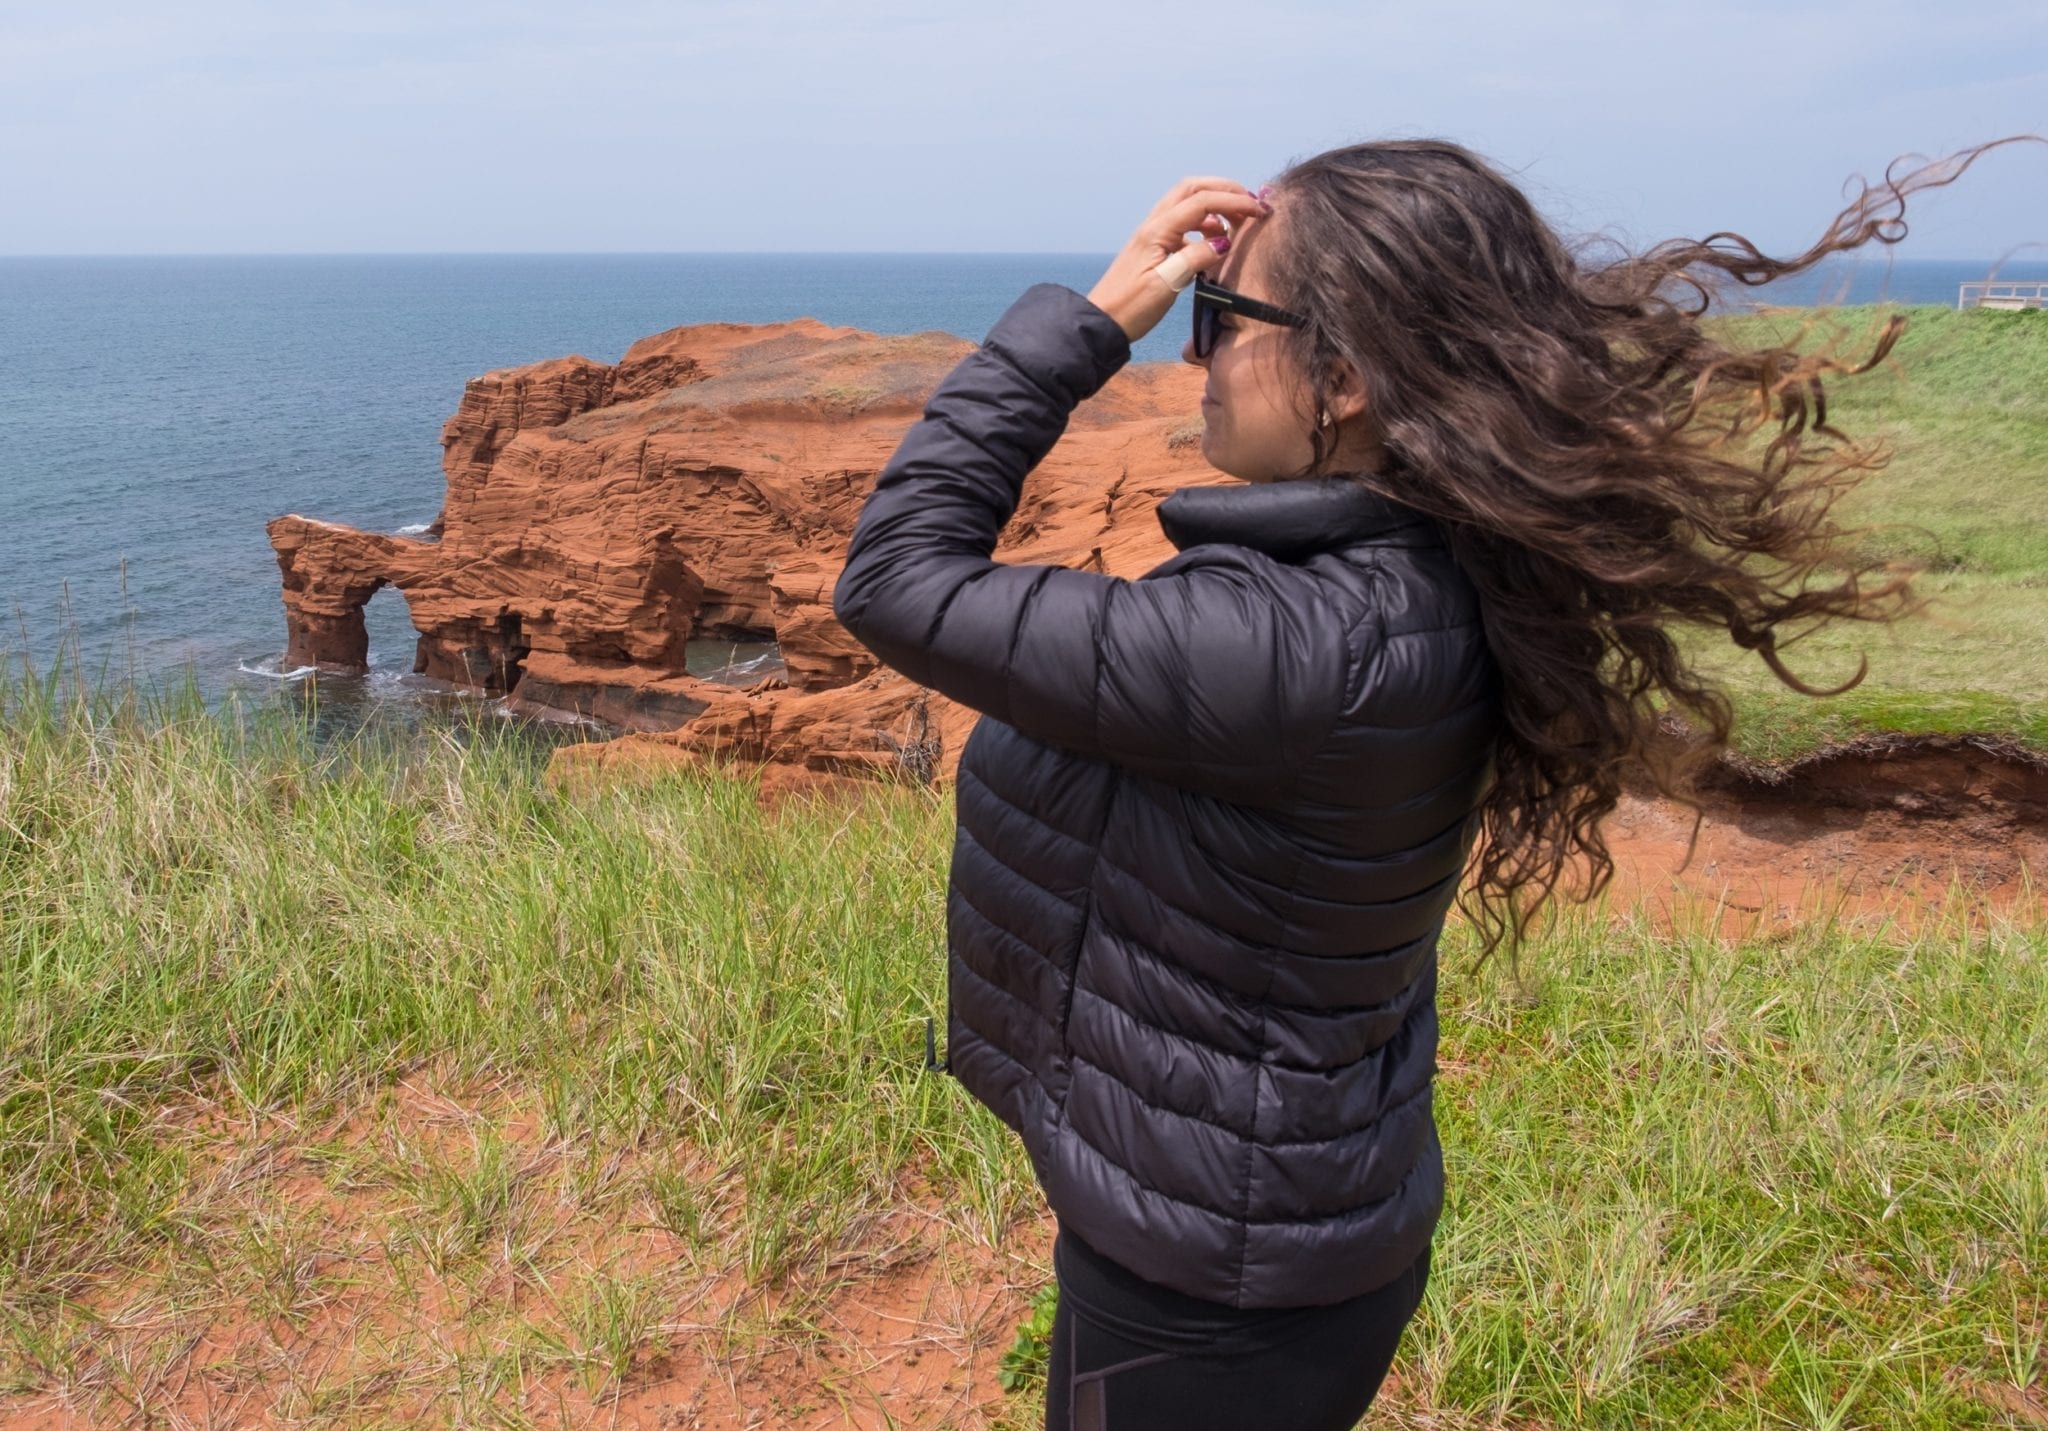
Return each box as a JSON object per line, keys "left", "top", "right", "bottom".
{"left": 1261, "top": 134, "right": 2042, "bottom": 961}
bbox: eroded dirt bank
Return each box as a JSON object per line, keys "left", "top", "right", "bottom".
{"left": 1603, "top": 735, "right": 2048, "bottom": 931}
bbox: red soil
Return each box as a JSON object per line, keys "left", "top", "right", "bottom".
{"left": 1606, "top": 736, "right": 2047, "bottom": 936}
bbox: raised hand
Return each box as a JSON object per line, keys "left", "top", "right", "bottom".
{"left": 1085, "top": 177, "right": 1270, "bottom": 343}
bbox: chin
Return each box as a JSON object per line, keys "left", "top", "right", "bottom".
{"left": 1203, "top": 446, "right": 1267, "bottom": 485}
{"left": 1197, "top": 431, "right": 1240, "bottom": 480}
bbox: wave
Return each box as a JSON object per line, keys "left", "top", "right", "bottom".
{"left": 492, "top": 698, "right": 603, "bottom": 727}
{"left": 690, "top": 644, "right": 788, "bottom": 684}
{"left": 236, "top": 655, "right": 316, "bottom": 680}
{"left": 396, "top": 522, "right": 433, "bottom": 535}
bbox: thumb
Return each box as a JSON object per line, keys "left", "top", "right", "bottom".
{"left": 1091, "top": 229, "right": 1232, "bottom": 341}
{"left": 1151, "top": 231, "right": 1231, "bottom": 293}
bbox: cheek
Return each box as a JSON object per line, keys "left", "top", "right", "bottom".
{"left": 1233, "top": 348, "right": 1292, "bottom": 418}
{"left": 1232, "top": 375, "right": 1298, "bottom": 449}
{"left": 1201, "top": 340, "right": 1312, "bottom": 471}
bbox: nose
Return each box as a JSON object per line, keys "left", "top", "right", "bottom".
{"left": 1181, "top": 332, "right": 1205, "bottom": 368}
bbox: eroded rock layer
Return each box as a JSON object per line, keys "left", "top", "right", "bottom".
{"left": 269, "top": 316, "right": 1225, "bottom": 770}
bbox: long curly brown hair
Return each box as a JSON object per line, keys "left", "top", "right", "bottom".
{"left": 1260, "top": 134, "right": 2043, "bottom": 960}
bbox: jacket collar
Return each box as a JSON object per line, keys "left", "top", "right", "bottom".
{"left": 1156, "top": 475, "right": 1426, "bottom": 560}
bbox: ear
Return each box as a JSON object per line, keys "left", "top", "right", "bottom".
{"left": 1324, "top": 358, "right": 1370, "bottom": 424}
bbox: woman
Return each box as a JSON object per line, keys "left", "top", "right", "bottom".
{"left": 831, "top": 136, "right": 2028, "bottom": 1430}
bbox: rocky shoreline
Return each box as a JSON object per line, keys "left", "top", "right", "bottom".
{"left": 270, "top": 316, "right": 1226, "bottom": 785}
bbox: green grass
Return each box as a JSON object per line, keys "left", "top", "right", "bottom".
{"left": 1689, "top": 305, "right": 2048, "bottom": 760}
{"left": 1, "top": 669, "right": 2043, "bottom": 1425}
{"left": 0, "top": 667, "right": 1034, "bottom": 1419}
{"left": 1419, "top": 899, "right": 2047, "bottom": 1428}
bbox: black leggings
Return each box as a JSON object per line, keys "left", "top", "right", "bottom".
{"left": 1044, "top": 1227, "right": 1430, "bottom": 1431}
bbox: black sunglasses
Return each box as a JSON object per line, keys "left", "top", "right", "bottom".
{"left": 1191, "top": 275, "right": 1307, "bottom": 359}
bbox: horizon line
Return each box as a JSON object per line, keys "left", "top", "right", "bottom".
{"left": 3, "top": 249, "right": 2041, "bottom": 266}
{"left": 5, "top": 249, "right": 1117, "bottom": 260}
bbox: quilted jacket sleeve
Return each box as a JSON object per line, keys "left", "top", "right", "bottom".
{"left": 831, "top": 283, "right": 1351, "bottom": 805}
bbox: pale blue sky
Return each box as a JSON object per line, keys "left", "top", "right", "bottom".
{"left": 2, "top": 0, "right": 2041, "bottom": 258}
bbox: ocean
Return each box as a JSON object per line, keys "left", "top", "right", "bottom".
{"left": 3, "top": 252, "right": 2042, "bottom": 746}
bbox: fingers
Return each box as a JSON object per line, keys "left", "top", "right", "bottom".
{"left": 1150, "top": 231, "right": 1230, "bottom": 292}
{"left": 1179, "top": 234, "right": 1229, "bottom": 278}
{"left": 1152, "top": 175, "right": 1249, "bottom": 213}
{"left": 1154, "top": 187, "right": 1269, "bottom": 246}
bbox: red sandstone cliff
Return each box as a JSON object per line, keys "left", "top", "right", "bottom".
{"left": 268, "top": 316, "right": 1227, "bottom": 784}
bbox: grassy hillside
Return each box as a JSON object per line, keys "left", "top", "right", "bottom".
{"left": 1, "top": 680, "right": 2043, "bottom": 1426}
{"left": 1689, "top": 305, "right": 2048, "bottom": 761}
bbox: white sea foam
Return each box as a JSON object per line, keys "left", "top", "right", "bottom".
{"left": 396, "top": 522, "right": 432, "bottom": 535}
{"left": 236, "top": 656, "right": 316, "bottom": 681}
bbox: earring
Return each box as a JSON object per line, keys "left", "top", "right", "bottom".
{"left": 1318, "top": 410, "right": 1332, "bottom": 428}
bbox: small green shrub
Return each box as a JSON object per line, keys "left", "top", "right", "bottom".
{"left": 998, "top": 1282, "right": 1060, "bottom": 1393}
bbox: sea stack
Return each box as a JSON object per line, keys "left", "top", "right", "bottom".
{"left": 268, "top": 316, "right": 1228, "bottom": 781}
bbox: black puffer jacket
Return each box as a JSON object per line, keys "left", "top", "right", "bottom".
{"left": 833, "top": 284, "right": 1500, "bottom": 1309}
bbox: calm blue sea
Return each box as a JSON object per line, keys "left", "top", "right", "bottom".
{"left": 3, "top": 252, "right": 2042, "bottom": 745}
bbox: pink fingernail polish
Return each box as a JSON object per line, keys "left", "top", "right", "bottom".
{"left": 1210, "top": 235, "right": 1231, "bottom": 255}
